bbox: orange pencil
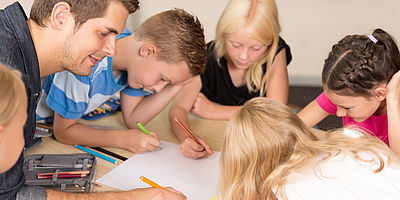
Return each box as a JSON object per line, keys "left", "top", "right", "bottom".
{"left": 140, "top": 176, "right": 169, "bottom": 191}
{"left": 174, "top": 117, "right": 202, "bottom": 146}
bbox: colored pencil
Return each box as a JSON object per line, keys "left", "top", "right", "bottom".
{"left": 37, "top": 174, "right": 87, "bottom": 179}
{"left": 75, "top": 145, "right": 117, "bottom": 164}
{"left": 174, "top": 118, "right": 202, "bottom": 146}
{"left": 38, "top": 171, "right": 90, "bottom": 176}
{"left": 36, "top": 123, "right": 53, "bottom": 130}
{"left": 33, "top": 164, "right": 92, "bottom": 169}
{"left": 140, "top": 176, "right": 169, "bottom": 191}
{"left": 90, "top": 147, "right": 128, "bottom": 161}
{"left": 136, "top": 121, "right": 151, "bottom": 136}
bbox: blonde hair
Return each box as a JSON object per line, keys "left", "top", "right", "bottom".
{"left": 214, "top": 0, "right": 281, "bottom": 95}
{"left": 0, "top": 63, "right": 26, "bottom": 126}
{"left": 219, "top": 97, "right": 396, "bottom": 200}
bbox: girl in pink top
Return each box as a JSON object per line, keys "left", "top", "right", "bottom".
{"left": 298, "top": 28, "right": 400, "bottom": 155}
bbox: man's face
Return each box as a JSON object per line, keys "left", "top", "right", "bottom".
{"left": 61, "top": 1, "right": 128, "bottom": 76}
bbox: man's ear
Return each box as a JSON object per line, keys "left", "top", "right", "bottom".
{"left": 138, "top": 44, "right": 157, "bottom": 58}
{"left": 373, "top": 85, "right": 387, "bottom": 101}
{"left": 50, "top": 2, "right": 73, "bottom": 30}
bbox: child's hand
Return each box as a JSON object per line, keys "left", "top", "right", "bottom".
{"left": 121, "top": 129, "right": 161, "bottom": 153}
{"left": 180, "top": 136, "right": 213, "bottom": 159}
{"left": 190, "top": 93, "right": 216, "bottom": 118}
{"left": 387, "top": 70, "right": 400, "bottom": 102}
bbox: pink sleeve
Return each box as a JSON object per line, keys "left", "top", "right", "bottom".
{"left": 316, "top": 91, "right": 337, "bottom": 115}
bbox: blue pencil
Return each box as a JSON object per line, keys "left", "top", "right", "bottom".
{"left": 75, "top": 145, "right": 117, "bottom": 164}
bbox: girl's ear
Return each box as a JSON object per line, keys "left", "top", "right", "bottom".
{"left": 50, "top": 2, "right": 73, "bottom": 30}
{"left": 138, "top": 44, "right": 157, "bottom": 58}
{"left": 373, "top": 85, "right": 387, "bottom": 101}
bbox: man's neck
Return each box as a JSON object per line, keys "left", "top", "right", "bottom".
{"left": 27, "top": 19, "right": 63, "bottom": 77}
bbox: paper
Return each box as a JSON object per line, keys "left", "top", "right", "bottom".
{"left": 97, "top": 141, "right": 220, "bottom": 200}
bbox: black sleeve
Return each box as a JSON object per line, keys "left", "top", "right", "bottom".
{"left": 276, "top": 36, "right": 292, "bottom": 66}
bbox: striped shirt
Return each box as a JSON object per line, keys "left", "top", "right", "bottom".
{"left": 36, "top": 29, "right": 148, "bottom": 120}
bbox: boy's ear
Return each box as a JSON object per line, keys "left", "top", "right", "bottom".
{"left": 0, "top": 126, "right": 4, "bottom": 136}
{"left": 139, "top": 44, "right": 157, "bottom": 58}
{"left": 50, "top": 2, "right": 73, "bottom": 30}
{"left": 373, "top": 85, "right": 387, "bottom": 101}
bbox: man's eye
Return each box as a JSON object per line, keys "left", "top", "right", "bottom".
{"left": 99, "top": 32, "right": 108, "bottom": 37}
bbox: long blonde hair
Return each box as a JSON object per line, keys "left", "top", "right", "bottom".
{"left": 0, "top": 63, "right": 26, "bottom": 126}
{"left": 219, "top": 97, "right": 396, "bottom": 200}
{"left": 214, "top": 0, "right": 281, "bottom": 96}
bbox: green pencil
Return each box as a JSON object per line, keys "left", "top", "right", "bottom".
{"left": 136, "top": 121, "right": 162, "bottom": 150}
{"left": 136, "top": 121, "right": 151, "bottom": 136}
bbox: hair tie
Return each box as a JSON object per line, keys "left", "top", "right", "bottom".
{"left": 368, "top": 34, "right": 378, "bottom": 44}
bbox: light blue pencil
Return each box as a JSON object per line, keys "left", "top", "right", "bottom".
{"left": 75, "top": 145, "right": 117, "bottom": 164}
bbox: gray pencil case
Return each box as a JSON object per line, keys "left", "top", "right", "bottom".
{"left": 23, "top": 154, "right": 96, "bottom": 192}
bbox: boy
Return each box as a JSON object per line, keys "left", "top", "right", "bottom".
{"left": 36, "top": 9, "right": 207, "bottom": 154}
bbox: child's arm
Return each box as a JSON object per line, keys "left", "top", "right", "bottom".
{"left": 120, "top": 82, "right": 188, "bottom": 129}
{"left": 190, "top": 50, "right": 289, "bottom": 120}
{"left": 297, "top": 99, "right": 329, "bottom": 127}
{"left": 266, "top": 49, "right": 289, "bottom": 104}
{"left": 52, "top": 113, "right": 160, "bottom": 153}
{"left": 386, "top": 71, "right": 400, "bottom": 156}
{"left": 168, "top": 76, "right": 213, "bottom": 159}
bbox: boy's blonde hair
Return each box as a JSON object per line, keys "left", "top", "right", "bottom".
{"left": 214, "top": 0, "right": 280, "bottom": 95}
{"left": 0, "top": 63, "right": 26, "bottom": 126}
{"left": 134, "top": 8, "right": 207, "bottom": 76}
{"left": 219, "top": 97, "right": 396, "bottom": 200}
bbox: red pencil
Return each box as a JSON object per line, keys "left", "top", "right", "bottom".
{"left": 38, "top": 170, "right": 90, "bottom": 176}
{"left": 37, "top": 174, "right": 87, "bottom": 179}
{"left": 174, "top": 117, "right": 202, "bottom": 146}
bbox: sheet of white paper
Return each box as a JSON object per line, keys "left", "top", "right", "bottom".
{"left": 97, "top": 141, "right": 220, "bottom": 200}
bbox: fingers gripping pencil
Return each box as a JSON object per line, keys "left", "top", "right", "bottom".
{"left": 136, "top": 121, "right": 162, "bottom": 150}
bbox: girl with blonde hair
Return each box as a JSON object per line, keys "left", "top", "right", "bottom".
{"left": 169, "top": 0, "right": 292, "bottom": 159}
{"left": 0, "top": 63, "right": 27, "bottom": 174}
{"left": 219, "top": 97, "right": 400, "bottom": 200}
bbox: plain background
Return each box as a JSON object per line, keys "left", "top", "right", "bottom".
{"left": 2, "top": 0, "right": 400, "bottom": 86}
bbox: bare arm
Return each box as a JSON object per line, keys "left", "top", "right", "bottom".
{"left": 266, "top": 49, "right": 289, "bottom": 104}
{"left": 168, "top": 76, "right": 213, "bottom": 159}
{"left": 297, "top": 99, "right": 329, "bottom": 127}
{"left": 386, "top": 71, "right": 400, "bottom": 157}
{"left": 121, "top": 83, "right": 185, "bottom": 128}
{"left": 53, "top": 113, "right": 160, "bottom": 153}
{"left": 46, "top": 187, "right": 186, "bottom": 200}
{"left": 190, "top": 49, "right": 289, "bottom": 120}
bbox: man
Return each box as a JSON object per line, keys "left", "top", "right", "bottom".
{"left": 0, "top": 1, "right": 185, "bottom": 199}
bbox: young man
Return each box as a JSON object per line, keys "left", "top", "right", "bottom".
{"left": 36, "top": 9, "right": 207, "bottom": 154}
{"left": 0, "top": 1, "right": 186, "bottom": 199}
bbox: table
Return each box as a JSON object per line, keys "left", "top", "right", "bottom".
{"left": 24, "top": 104, "right": 228, "bottom": 192}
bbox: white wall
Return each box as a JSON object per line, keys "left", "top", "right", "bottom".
{"left": 2, "top": 0, "right": 400, "bottom": 86}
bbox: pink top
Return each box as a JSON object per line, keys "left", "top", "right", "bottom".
{"left": 316, "top": 92, "right": 388, "bottom": 144}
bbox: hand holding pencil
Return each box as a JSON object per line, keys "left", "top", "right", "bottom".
{"left": 122, "top": 121, "right": 161, "bottom": 153}
{"left": 140, "top": 176, "right": 187, "bottom": 200}
{"left": 174, "top": 118, "right": 213, "bottom": 159}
